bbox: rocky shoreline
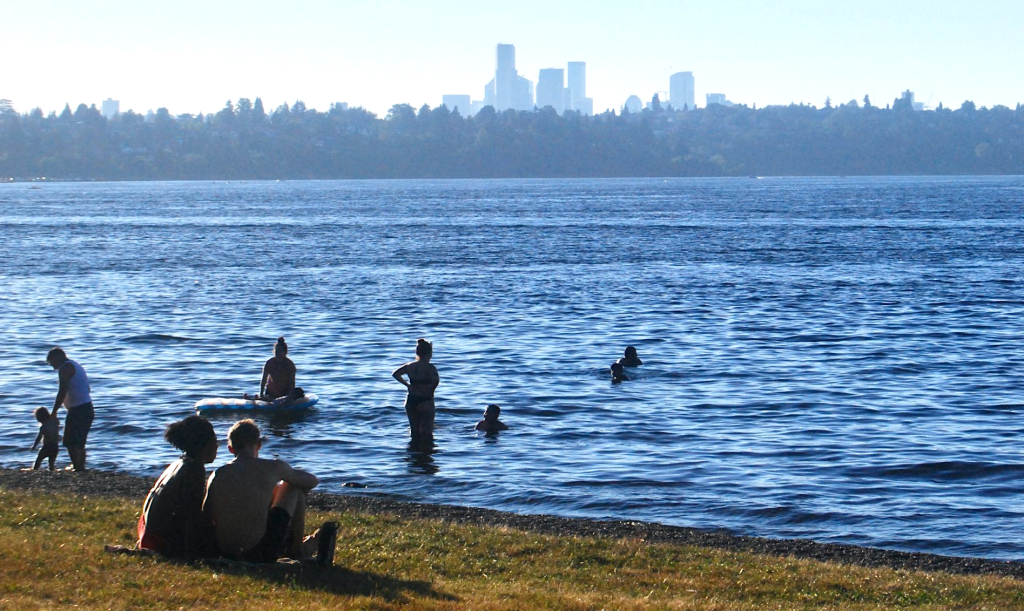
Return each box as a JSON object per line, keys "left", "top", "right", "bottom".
{"left": 3, "top": 467, "right": 1021, "bottom": 580}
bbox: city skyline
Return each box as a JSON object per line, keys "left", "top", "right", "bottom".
{"left": 2, "top": 0, "right": 1023, "bottom": 117}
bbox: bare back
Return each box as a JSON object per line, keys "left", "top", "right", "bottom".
{"left": 262, "top": 356, "right": 296, "bottom": 398}
{"left": 402, "top": 360, "right": 439, "bottom": 398}
{"left": 203, "top": 456, "right": 308, "bottom": 555}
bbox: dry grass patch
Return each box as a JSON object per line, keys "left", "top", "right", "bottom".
{"left": 1, "top": 487, "right": 1022, "bottom": 610}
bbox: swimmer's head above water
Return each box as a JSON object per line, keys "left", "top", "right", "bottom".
{"left": 610, "top": 362, "right": 629, "bottom": 382}
{"left": 476, "top": 404, "right": 508, "bottom": 432}
{"left": 618, "top": 346, "right": 643, "bottom": 367}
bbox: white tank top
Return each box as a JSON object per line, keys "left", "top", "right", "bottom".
{"left": 63, "top": 359, "right": 92, "bottom": 409}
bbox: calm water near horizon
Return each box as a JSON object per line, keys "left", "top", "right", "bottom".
{"left": 1, "top": 176, "right": 1023, "bottom": 559}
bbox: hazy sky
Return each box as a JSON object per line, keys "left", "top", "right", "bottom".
{"left": 3, "top": 0, "right": 1022, "bottom": 117}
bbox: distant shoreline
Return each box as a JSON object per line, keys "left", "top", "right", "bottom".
{"left": 2, "top": 467, "right": 1021, "bottom": 579}
{"left": 3, "top": 174, "right": 1024, "bottom": 185}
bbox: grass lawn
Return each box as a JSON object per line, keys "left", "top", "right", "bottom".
{"left": 1, "top": 487, "right": 1022, "bottom": 610}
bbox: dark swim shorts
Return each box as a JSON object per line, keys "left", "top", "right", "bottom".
{"left": 63, "top": 402, "right": 94, "bottom": 447}
{"left": 237, "top": 507, "right": 292, "bottom": 563}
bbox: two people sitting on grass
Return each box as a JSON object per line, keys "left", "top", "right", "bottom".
{"left": 139, "top": 416, "right": 335, "bottom": 563}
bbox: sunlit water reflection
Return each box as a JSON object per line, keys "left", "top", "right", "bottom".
{"left": 1, "top": 176, "right": 1022, "bottom": 559}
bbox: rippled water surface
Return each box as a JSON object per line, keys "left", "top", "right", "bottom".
{"left": 2, "top": 177, "right": 1023, "bottom": 559}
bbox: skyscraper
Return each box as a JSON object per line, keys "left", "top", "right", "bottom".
{"left": 495, "top": 44, "right": 517, "bottom": 111}
{"left": 485, "top": 43, "right": 534, "bottom": 111}
{"left": 536, "top": 68, "right": 565, "bottom": 114}
{"left": 567, "top": 62, "right": 585, "bottom": 108}
{"left": 669, "top": 72, "right": 695, "bottom": 111}
{"left": 101, "top": 98, "right": 120, "bottom": 119}
{"left": 566, "top": 62, "right": 593, "bottom": 115}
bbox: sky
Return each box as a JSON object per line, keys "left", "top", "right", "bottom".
{"left": 2, "top": 0, "right": 1022, "bottom": 117}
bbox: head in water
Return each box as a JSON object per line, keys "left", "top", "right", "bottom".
{"left": 484, "top": 404, "right": 501, "bottom": 422}
{"left": 274, "top": 336, "right": 288, "bottom": 357}
{"left": 624, "top": 346, "right": 638, "bottom": 359}
{"left": 165, "top": 415, "right": 218, "bottom": 463}
{"left": 415, "top": 338, "right": 432, "bottom": 361}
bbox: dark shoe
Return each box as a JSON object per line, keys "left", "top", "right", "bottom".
{"left": 317, "top": 521, "right": 338, "bottom": 566}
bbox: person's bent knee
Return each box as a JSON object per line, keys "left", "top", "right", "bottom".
{"left": 271, "top": 482, "right": 306, "bottom": 515}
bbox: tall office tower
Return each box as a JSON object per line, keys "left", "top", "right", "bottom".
{"left": 488, "top": 43, "right": 534, "bottom": 111}
{"left": 536, "top": 68, "right": 565, "bottom": 113}
{"left": 567, "top": 62, "right": 586, "bottom": 109}
{"left": 442, "top": 95, "right": 472, "bottom": 115}
{"left": 494, "top": 43, "right": 518, "bottom": 111}
{"left": 101, "top": 98, "right": 120, "bottom": 119}
{"left": 669, "top": 72, "right": 695, "bottom": 110}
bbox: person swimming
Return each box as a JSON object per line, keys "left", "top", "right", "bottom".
{"left": 392, "top": 339, "right": 439, "bottom": 439}
{"left": 610, "top": 362, "right": 630, "bottom": 383}
{"left": 617, "top": 346, "right": 643, "bottom": 367}
{"left": 475, "top": 404, "right": 509, "bottom": 433}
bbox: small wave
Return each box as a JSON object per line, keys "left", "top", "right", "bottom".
{"left": 122, "top": 333, "right": 193, "bottom": 343}
{"left": 847, "top": 461, "right": 1024, "bottom": 481}
{"left": 105, "top": 423, "right": 148, "bottom": 435}
{"left": 565, "top": 478, "right": 694, "bottom": 489}
{"left": 779, "top": 334, "right": 852, "bottom": 343}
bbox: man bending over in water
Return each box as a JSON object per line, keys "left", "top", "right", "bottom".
{"left": 203, "top": 419, "right": 324, "bottom": 562}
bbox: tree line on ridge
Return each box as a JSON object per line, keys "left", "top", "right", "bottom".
{"left": 0, "top": 95, "right": 1022, "bottom": 180}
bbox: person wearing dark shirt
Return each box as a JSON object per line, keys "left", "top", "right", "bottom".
{"left": 138, "top": 416, "right": 218, "bottom": 558}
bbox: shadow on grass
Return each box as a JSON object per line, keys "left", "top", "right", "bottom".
{"left": 195, "top": 559, "right": 458, "bottom": 604}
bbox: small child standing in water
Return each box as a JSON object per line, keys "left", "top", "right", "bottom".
{"left": 475, "top": 404, "right": 509, "bottom": 433}
{"left": 31, "top": 407, "right": 60, "bottom": 470}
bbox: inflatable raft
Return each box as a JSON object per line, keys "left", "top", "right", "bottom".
{"left": 195, "top": 393, "right": 318, "bottom": 413}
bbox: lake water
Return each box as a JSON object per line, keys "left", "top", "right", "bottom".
{"left": 1, "top": 176, "right": 1023, "bottom": 560}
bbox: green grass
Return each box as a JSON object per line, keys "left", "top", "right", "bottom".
{"left": 1, "top": 487, "right": 1022, "bottom": 610}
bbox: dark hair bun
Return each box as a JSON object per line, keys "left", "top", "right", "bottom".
{"left": 164, "top": 416, "right": 216, "bottom": 455}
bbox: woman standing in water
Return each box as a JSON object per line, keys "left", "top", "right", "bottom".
{"left": 392, "top": 339, "right": 439, "bottom": 439}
